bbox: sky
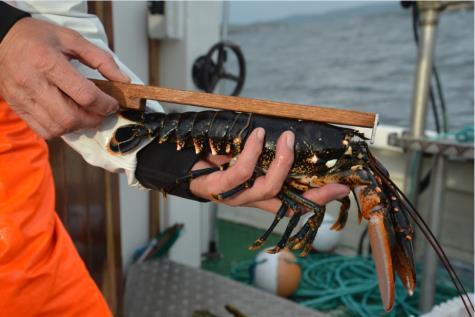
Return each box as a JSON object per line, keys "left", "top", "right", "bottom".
{"left": 228, "top": 1, "right": 378, "bottom": 25}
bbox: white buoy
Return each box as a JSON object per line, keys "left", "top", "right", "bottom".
{"left": 253, "top": 249, "right": 301, "bottom": 297}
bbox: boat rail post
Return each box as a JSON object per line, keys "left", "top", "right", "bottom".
{"left": 403, "top": 1, "right": 443, "bottom": 312}
{"left": 404, "top": 1, "right": 440, "bottom": 204}
{"left": 420, "top": 153, "right": 447, "bottom": 311}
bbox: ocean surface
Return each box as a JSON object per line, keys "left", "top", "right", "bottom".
{"left": 227, "top": 4, "right": 474, "bottom": 131}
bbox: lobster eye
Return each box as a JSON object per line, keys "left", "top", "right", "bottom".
{"left": 109, "top": 124, "right": 149, "bottom": 154}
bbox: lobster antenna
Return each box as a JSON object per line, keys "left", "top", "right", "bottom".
{"left": 363, "top": 146, "right": 472, "bottom": 312}
{"left": 393, "top": 183, "right": 474, "bottom": 315}
{"left": 396, "top": 186, "right": 472, "bottom": 315}
{"left": 368, "top": 153, "right": 474, "bottom": 315}
{"left": 369, "top": 153, "right": 473, "bottom": 314}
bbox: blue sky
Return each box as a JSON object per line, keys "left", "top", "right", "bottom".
{"left": 229, "top": 1, "right": 379, "bottom": 25}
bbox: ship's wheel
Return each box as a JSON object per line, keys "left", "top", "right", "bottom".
{"left": 192, "top": 41, "right": 246, "bottom": 96}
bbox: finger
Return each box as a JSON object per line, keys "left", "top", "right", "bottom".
{"left": 36, "top": 83, "right": 104, "bottom": 135}
{"left": 62, "top": 30, "right": 130, "bottom": 83}
{"left": 224, "top": 131, "right": 294, "bottom": 205}
{"left": 1, "top": 79, "right": 59, "bottom": 139}
{"left": 10, "top": 90, "right": 63, "bottom": 139}
{"left": 14, "top": 106, "right": 55, "bottom": 139}
{"left": 11, "top": 72, "right": 103, "bottom": 136}
{"left": 47, "top": 54, "right": 119, "bottom": 116}
{"left": 217, "top": 128, "right": 265, "bottom": 190}
{"left": 22, "top": 97, "right": 64, "bottom": 137}
{"left": 244, "top": 197, "right": 283, "bottom": 213}
{"left": 66, "top": 103, "right": 104, "bottom": 131}
{"left": 191, "top": 159, "right": 215, "bottom": 172}
{"left": 302, "top": 184, "right": 350, "bottom": 204}
{"left": 204, "top": 154, "right": 232, "bottom": 166}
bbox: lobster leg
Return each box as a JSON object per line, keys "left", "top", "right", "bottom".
{"left": 249, "top": 196, "right": 289, "bottom": 250}
{"left": 212, "top": 178, "right": 256, "bottom": 200}
{"left": 176, "top": 166, "right": 220, "bottom": 183}
{"left": 299, "top": 211, "right": 325, "bottom": 257}
{"left": 275, "top": 187, "right": 326, "bottom": 255}
{"left": 266, "top": 206, "right": 303, "bottom": 254}
{"left": 288, "top": 222, "right": 310, "bottom": 250}
{"left": 330, "top": 196, "right": 350, "bottom": 231}
{"left": 175, "top": 162, "right": 231, "bottom": 184}
{"left": 350, "top": 189, "right": 363, "bottom": 224}
{"left": 283, "top": 187, "right": 326, "bottom": 211}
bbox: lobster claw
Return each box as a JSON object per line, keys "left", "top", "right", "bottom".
{"left": 394, "top": 233, "right": 416, "bottom": 295}
{"left": 391, "top": 202, "right": 416, "bottom": 295}
{"left": 368, "top": 211, "right": 395, "bottom": 312}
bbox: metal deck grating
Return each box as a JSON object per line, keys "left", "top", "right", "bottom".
{"left": 125, "top": 259, "right": 325, "bottom": 317}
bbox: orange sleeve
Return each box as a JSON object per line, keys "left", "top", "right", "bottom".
{"left": 0, "top": 99, "right": 112, "bottom": 316}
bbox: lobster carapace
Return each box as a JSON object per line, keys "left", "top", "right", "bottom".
{"left": 109, "top": 109, "right": 473, "bottom": 314}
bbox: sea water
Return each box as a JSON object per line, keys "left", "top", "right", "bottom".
{"left": 228, "top": 4, "right": 474, "bottom": 132}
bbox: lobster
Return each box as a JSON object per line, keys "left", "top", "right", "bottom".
{"left": 110, "top": 109, "right": 473, "bottom": 314}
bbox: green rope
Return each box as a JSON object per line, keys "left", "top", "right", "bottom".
{"left": 230, "top": 253, "right": 473, "bottom": 317}
{"left": 431, "top": 124, "right": 474, "bottom": 143}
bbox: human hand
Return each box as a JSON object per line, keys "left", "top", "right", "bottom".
{"left": 189, "top": 129, "right": 350, "bottom": 214}
{"left": 0, "top": 18, "right": 130, "bottom": 139}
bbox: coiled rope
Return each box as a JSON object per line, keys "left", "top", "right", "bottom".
{"left": 231, "top": 253, "right": 471, "bottom": 317}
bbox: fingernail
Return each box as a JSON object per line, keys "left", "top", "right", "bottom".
{"left": 286, "top": 131, "right": 294, "bottom": 149}
{"left": 256, "top": 128, "right": 265, "bottom": 141}
{"left": 109, "top": 102, "right": 119, "bottom": 114}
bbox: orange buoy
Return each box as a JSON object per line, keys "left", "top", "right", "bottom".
{"left": 253, "top": 249, "right": 301, "bottom": 297}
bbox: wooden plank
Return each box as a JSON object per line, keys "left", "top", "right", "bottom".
{"left": 91, "top": 79, "right": 377, "bottom": 128}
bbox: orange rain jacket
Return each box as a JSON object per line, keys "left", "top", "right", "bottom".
{"left": 0, "top": 98, "right": 112, "bottom": 316}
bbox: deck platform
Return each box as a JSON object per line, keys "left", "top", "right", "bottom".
{"left": 125, "top": 259, "right": 325, "bottom": 317}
